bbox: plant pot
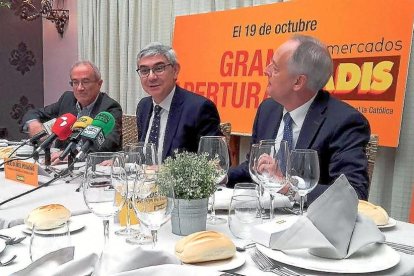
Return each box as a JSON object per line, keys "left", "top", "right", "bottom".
{"left": 171, "top": 198, "right": 208, "bottom": 236}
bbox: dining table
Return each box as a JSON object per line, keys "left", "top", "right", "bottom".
{"left": 1, "top": 170, "right": 414, "bottom": 275}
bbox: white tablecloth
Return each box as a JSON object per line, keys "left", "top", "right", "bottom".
{"left": 1, "top": 173, "right": 414, "bottom": 275}
{"left": 0, "top": 171, "right": 89, "bottom": 229}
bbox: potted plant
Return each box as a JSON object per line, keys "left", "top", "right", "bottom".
{"left": 158, "top": 151, "right": 218, "bottom": 236}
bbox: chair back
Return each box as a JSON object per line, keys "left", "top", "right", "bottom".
{"left": 366, "top": 134, "right": 379, "bottom": 187}
{"left": 409, "top": 185, "right": 414, "bottom": 223}
{"left": 122, "top": 114, "right": 138, "bottom": 150}
{"left": 219, "top": 122, "right": 232, "bottom": 146}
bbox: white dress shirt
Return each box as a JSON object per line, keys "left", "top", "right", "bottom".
{"left": 145, "top": 87, "right": 175, "bottom": 164}
{"left": 274, "top": 94, "right": 317, "bottom": 149}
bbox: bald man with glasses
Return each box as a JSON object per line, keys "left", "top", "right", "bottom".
{"left": 135, "top": 42, "right": 222, "bottom": 163}
{"left": 22, "top": 60, "right": 123, "bottom": 160}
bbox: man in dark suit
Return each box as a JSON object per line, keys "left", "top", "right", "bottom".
{"left": 22, "top": 61, "right": 122, "bottom": 162}
{"left": 135, "top": 42, "right": 221, "bottom": 163}
{"left": 228, "top": 35, "right": 370, "bottom": 202}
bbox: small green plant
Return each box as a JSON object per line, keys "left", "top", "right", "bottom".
{"left": 158, "top": 151, "right": 218, "bottom": 200}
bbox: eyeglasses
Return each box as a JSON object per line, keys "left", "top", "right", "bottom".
{"left": 136, "top": 63, "right": 172, "bottom": 78}
{"left": 69, "top": 79, "right": 97, "bottom": 88}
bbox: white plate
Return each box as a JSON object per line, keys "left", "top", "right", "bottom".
{"left": 378, "top": 217, "right": 397, "bottom": 229}
{"left": 187, "top": 251, "right": 246, "bottom": 271}
{"left": 22, "top": 219, "right": 85, "bottom": 236}
{"left": 257, "top": 243, "right": 400, "bottom": 274}
{"left": 0, "top": 239, "right": 5, "bottom": 254}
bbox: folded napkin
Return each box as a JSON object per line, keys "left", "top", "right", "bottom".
{"left": 93, "top": 246, "right": 181, "bottom": 275}
{"left": 10, "top": 247, "right": 75, "bottom": 276}
{"left": 265, "top": 174, "right": 385, "bottom": 259}
{"left": 113, "top": 264, "right": 220, "bottom": 276}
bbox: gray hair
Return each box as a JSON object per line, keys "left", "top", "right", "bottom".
{"left": 137, "top": 42, "right": 179, "bottom": 65}
{"left": 70, "top": 60, "right": 102, "bottom": 80}
{"left": 288, "top": 35, "right": 333, "bottom": 92}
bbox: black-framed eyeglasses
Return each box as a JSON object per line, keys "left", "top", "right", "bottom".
{"left": 69, "top": 79, "right": 97, "bottom": 88}
{"left": 136, "top": 63, "right": 172, "bottom": 78}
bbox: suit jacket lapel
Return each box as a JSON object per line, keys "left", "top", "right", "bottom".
{"left": 296, "top": 90, "right": 327, "bottom": 149}
{"left": 162, "top": 87, "right": 184, "bottom": 160}
{"left": 90, "top": 93, "right": 104, "bottom": 118}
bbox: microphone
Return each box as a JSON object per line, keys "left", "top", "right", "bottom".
{"left": 28, "top": 130, "right": 48, "bottom": 144}
{"left": 59, "top": 116, "right": 93, "bottom": 161}
{"left": 75, "top": 112, "right": 116, "bottom": 161}
{"left": 34, "top": 113, "right": 77, "bottom": 154}
{"left": 42, "top": 118, "right": 57, "bottom": 135}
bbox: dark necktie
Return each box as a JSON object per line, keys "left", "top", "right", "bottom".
{"left": 148, "top": 105, "right": 162, "bottom": 149}
{"left": 282, "top": 112, "right": 293, "bottom": 150}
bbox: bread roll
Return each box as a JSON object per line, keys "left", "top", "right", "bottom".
{"left": 358, "top": 200, "right": 389, "bottom": 225}
{"left": 175, "top": 231, "right": 236, "bottom": 263}
{"left": 26, "top": 204, "right": 71, "bottom": 230}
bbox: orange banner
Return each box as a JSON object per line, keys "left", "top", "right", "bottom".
{"left": 173, "top": 0, "right": 414, "bottom": 147}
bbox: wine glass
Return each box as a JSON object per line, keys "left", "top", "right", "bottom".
{"left": 256, "top": 140, "right": 289, "bottom": 218}
{"left": 132, "top": 173, "right": 174, "bottom": 248}
{"left": 288, "top": 149, "right": 320, "bottom": 215}
{"left": 82, "top": 152, "right": 126, "bottom": 247}
{"left": 126, "top": 142, "right": 158, "bottom": 244}
{"left": 198, "top": 136, "right": 230, "bottom": 225}
{"left": 248, "top": 143, "right": 268, "bottom": 219}
{"left": 115, "top": 151, "right": 141, "bottom": 236}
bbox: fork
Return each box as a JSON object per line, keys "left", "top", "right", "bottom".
{"left": 250, "top": 248, "right": 304, "bottom": 276}
{"left": 0, "top": 234, "right": 26, "bottom": 245}
{"left": 385, "top": 241, "right": 414, "bottom": 255}
{"left": 0, "top": 255, "right": 17, "bottom": 266}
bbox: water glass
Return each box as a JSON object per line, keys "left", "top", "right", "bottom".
{"left": 228, "top": 195, "right": 261, "bottom": 239}
{"left": 29, "top": 221, "right": 71, "bottom": 262}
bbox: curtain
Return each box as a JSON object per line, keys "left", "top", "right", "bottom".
{"left": 77, "top": 0, "right": 414, "bottom": 222}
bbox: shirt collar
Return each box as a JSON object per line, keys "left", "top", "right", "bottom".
{"left": 284, "top": 93, "right": 317, "bottom": 128}
{"left": 76, "top": 93, "right": 100, "bottom": 115}
{"left": 152, "top": 86, "right": 175, "bottom": 112}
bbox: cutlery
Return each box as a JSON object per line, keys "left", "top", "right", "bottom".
{"left": 0, "top": 255, "right": 17, "bottom": 266}
{"left": 250, "top": 248, "right": 304, "bottom": 276}
{"left": 385, "top": 241, "right": 414, "bottom": 255}
{"left": 220, "top": 272, "right": 246, "bottom": 276}
{"left": 0, "top": 234, "right": 26, "bottom": 245}
{"left": 236, "top": 242, "right": 256, "bottom": 252}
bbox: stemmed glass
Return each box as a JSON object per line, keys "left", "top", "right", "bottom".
{"left": 115, "top": 151, "right": 141, "bottom": 236}
{"left": 248, "top": 143, "right": 268, "bottom": 218}
{"left": 82, "top": 152, "right": 126, "bottom": 247}
{"left": 288, "top": 149, "right": 320, "bottom": 215}
{"left": 126, "top": 142, "right": 158, "bottom": 244}
{"left": 198, "top": 136, "right": 230, "bottom": 225}
{"left": 132, "top": 173, "right": 174, "bottom": 248}
{"left": 256, "top": 140, "right": 289, "bottom": 218}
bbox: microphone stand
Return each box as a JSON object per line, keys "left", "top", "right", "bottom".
{"left": 0, "top": 162, "right": 76, "bottom": 207}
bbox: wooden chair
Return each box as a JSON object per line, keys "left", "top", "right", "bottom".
{"left": 366, "top": 134, "right": 379, "bottom": 188}
{"left": 219, "top": 122, "right": 231, "bottom": 146}
{"left": 122, "top": 114, "right": 138, "bottom": 150}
